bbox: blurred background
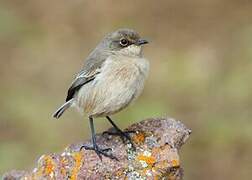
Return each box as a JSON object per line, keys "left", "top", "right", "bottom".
{"left": 0, "top": 0, "right": 252, "bottom": 179}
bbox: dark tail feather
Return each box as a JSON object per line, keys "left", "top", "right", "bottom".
{"left": 53, "top": 99, "right": 73, "bottom": 119}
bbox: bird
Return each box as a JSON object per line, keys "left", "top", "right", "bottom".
{"left": 53, "top": 28, "right": 149, "bottom": 160}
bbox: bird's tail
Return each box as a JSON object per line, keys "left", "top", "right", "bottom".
{"left": 52, "top": 99, "right": 73, "bottom": 119}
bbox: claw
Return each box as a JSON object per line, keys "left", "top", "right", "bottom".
{"left": 80, "top": 144, "right": 118, "bottom": 161}
{"left": 103, "top": 130, "right": 136, "bottom": 150}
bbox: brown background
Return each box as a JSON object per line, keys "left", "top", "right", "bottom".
{"left": 0, "top": 1, "right": 252, "bottom": 179}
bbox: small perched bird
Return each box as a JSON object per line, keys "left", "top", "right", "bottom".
{"left": 53, "top": 29, "right": 149, "bottom": 160}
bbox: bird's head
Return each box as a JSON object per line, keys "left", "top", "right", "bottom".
{"left": 100, "top": 28, "right": 149, "bottom": 57}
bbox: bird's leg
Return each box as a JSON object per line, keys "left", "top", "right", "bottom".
{"left": 80, "top": 117, "right": 118, "bottom": 161}
{"left": 103, "top": 116, "right": 136, "bottom": 149}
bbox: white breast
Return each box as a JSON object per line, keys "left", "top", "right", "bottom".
{"left": 74, "top": 55, "right": 149, "bottom": 117}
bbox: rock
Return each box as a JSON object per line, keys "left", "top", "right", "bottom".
{"left": 2, "top": 117, "right": 191, "bottom": 180}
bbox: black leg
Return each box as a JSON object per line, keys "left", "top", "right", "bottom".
{"left": 80, "top": 117, "right": 118, "bottom": 161}
{"left": 104, "top": 116, "right": 135, "bottom": 148}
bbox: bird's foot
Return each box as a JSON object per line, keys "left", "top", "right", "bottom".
{"left": 80, "top": 144, "right": 118, "bottom": 161}
{"left": 103, "top": 130, "right": 136, "bottom": 150}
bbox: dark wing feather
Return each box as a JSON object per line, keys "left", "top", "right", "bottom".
{"left": 66, "top": 75, "right": 96, "bottom": 101}
{"left": 65, "top": 46, "right": 109, "bottom": 102}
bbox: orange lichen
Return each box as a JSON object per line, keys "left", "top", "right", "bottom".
{"left": 171, "top": 159, "right": 179, "bottom": 167}
{"left": 43, "top": 155, "right": 55, "bottom": 177}
{"left": 70, "top": 152, "right": 83, "bottom": 180}
{"left": 133, "top": 132, "right": 145, "bottom": 144}
{"left": 137, "top": 154, "right": 156, "bottom": 166}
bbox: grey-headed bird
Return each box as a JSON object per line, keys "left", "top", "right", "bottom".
{"left": 53, "top": 29, "right": 149, "bottom": 160}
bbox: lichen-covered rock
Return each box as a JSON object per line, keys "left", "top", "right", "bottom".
{"left": 2, "top": 117, "right": 191, "bottom": 180}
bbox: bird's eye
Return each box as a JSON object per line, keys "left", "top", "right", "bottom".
{"left": 119, "top": 38, "right": 129, "bottom": 47}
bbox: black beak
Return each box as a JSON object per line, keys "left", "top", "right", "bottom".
{"left": 136, "top": 39, "right": 149, "bottom": 46}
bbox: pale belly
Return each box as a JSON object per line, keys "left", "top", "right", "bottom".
{"left": 74, "top": 56, "right": 149, "bottom": 117}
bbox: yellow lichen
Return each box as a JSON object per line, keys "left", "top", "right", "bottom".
{"left": 171, "top": 159, "right": 179, "bottom": 167}
{"left": 70, "top": 152, "right": 83, "bottom": 180}
{"left": 137, "top": 154, "right": 156, "bottom": 166}
{"left": 43, "top": 155, "right": 55, "bottom": 177}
